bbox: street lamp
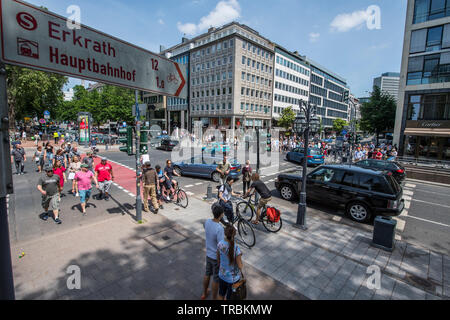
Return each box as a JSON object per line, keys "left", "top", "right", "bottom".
{"left": 293, "top": 100, "right": 319, "bottom": 230}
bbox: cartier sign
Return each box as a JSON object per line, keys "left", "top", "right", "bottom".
{"left": 406, "top": 120, "right": 450, "bottom": 129}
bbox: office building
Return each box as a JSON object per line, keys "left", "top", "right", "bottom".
{"left": 394, "top": 0, "right": 450, "bottom": 160}
{"left": 374, "top": 72, "right": 400, "bottom": 100}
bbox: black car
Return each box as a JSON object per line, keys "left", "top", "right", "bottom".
{"left": 354, "top": 159, "right": 406, "bottom": 184}
{"left": 158, "top": 139, "right": 179, "bottom": 151}
{"left": 274, "top": 164, "right": 404, "bottom": 223}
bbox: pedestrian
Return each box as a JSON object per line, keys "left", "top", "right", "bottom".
{"left": 141, "top": 161, "right": 159, "bottom": 213}
{"left": 34, "top": 133, "right": 39, "bottom": 146}
{"left": 53, "top": 131, "right": 59, "bottom": 144}
{"left": 202, "top": 204, "right": 225, "bottom": 300}
{"left": 34, "top": 145, "right": 45, "bottom": 173}
{"left": 241, "top": 160, "right": 252, "bottom": 194}
{"left": 217, "top": 225, "right": 244, "bottom": 301}
{"left": 73, "top": 164, "right": 99, "bottom": 215}
{"left": 53, "top": 160, "right": 67, "bottom": 196}
{"left": 64, "top": 142, "right": 72, "bottom": 166}
{"left": 375, "top": 148, "right": 383, "bottom": 160}
{"left": 55, "top": 149, "right": 67, "bottom": 169}
{"left": 155, "top": 165, "right": 166, "bottom": 209}
{"left": 218, "top": 176, "right": 241, "bottom": 224}
{"left": 83, "top": 151, "right": 95, "bottom": 173}
{"left": 69, "top": 155, "right": 81, "bottom": 196}
{"left": 95, "top": 157, "right": 114, "bottom": 201}
{"left": 37, "top": 165, "right": 62, "bottom": 224}
{"left": 164, "top": 159, "right": 181, "bottom": 201}
{"left": 215, "top": 155, "right": 231, "bottom": 185}
{"left": 11, "top": 143, "right": 26, "bottom": 175}
{"left": 45, "top": 142, "right": 54, "bottom": 166}
{"left": 22, "top": 130, "right": 26, "bottom": 143}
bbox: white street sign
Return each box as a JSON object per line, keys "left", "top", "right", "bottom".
{"left": 0, "top": 0, "right": 187, "bottom": 98}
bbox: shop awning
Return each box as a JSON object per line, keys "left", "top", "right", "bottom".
{"left": 404, "top": 128, "right": 450, "bottom": 137}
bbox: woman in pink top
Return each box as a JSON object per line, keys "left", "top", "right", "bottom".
{"left": 53, "top": 160, "right": 67, "bottom": 194}
{"left": 73, "top": 164, "right": 99, "bottom": 215}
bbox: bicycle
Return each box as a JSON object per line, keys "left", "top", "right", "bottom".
{"left": 163, "top": 179, "right": 189, "bottom": 208}
{"left": 217, "top": 195, "right": 256, "bottom": 248}
{"left": 236, "top": 193, "right": 283, "bottom": 233}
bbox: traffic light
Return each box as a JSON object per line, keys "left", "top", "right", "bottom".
{"left": 119, "top": 127, "right": 133, "bottom": 156}
{"left": 266, "top": 132, "right": 272, "bottom": 152}
{"left": 355, "top": 134, "right": 361, "bottom": 144}
{"left": 139, "top": 127, "right": 148, "bottom": 154}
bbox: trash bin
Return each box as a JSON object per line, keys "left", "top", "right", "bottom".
{"left": 372, "top": 216, "right": 397, "bottom": 252}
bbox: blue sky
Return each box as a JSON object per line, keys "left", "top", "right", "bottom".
{"left": 27, "top": 0, "right": 407, "bottom": 97}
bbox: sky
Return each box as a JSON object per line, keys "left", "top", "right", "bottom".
{"left": 26, "top": 0, "right": 407, "bottom": 98}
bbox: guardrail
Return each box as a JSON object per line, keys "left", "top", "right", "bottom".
{"left": 397, "top": 156, "right": 450, "bottom": 171}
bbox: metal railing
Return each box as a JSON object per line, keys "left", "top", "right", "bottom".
{"left": 397, "top": 156, "right": 450, "bottom": 171}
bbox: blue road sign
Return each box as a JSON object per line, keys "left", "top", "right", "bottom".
{"left": 341, "top": 130, "right": 347, "bottom": 135}
{"left": 44, "top": 110, "right": 50, "bottom": 116}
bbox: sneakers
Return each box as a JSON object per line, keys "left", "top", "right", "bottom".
{"left": 75, "top": 192, "right": 79, "bottom": 197}
{"left": 42, "top": 214, "right": 49, "bottom": 221}
{"left": 159, "top": 205, "right": 164, "bottom": 210}
{"left": 154, "top": 209, "right": 159, "bottom": 214}
{"left": 54, "top": 217, "right": 62, "bottom": 225}
{"left": 143, "top": 208, "right": 149, "bottom": 212}
{"left": 104, "top": 196, "right": 110, "bottom": 201}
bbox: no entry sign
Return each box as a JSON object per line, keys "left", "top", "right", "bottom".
{"left": 0, "top": 0, "right": 187, "bottom": 98}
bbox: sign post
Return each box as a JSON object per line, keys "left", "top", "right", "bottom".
{"left": 135, "top": 91, "right": 142, "bottom": 223}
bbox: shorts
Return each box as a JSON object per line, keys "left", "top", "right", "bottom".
{"left": 219, "top": 277, "right": 240, "bottom": 300}
{"left": 165, "top": 179, "right": 173, "bottom": 189}
{"left": 205, "top": 257, "right": 219, "bottom": 283}
{"left": 98, "top": 180, "right": 112, "bottom": 193}
{"left": 42, "top": 194, "right": 60, "bottom": 211}
{"left": 257, "top": 197, "right": 272, "bottom": 210}
{"left": 79, "top": 189, "right": 92, "bottom": 203}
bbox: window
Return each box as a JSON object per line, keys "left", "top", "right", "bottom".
{"left": 228, "top": 103, "right": 232, "bottom": 110}
{"left": 242, "top": 41, "right": 246, "bottom": 49}
{"left": 222, "top": 103, "right": 226, "bottom": 110}
{"left": 341, "top": 172, "right": 354, "bottom": 187}
{"left": 427, "top": 26, "right": 443, "bottom": 51}
{"left": 222, "top": 72, "right": 226, "bottom": 80}
{"left": 223, "top": 88, "right": 226, "bottom": 95}
{"left": 217, "top": 43, "right": 221, "bottom": 50}
{"left": 247, "top": 59, "right": 251, "bottom": 66}
{"left": 217, "top": 89, "right": 220, "bottom": 95}
{"left": 247, "top": 74, "right": 250, "bottom": 81}
{"left": 229, "top": 87, "right": 232, "bottom": 94}
{"left": 229, "top": 56, "right": 233, "bottom": 63}
{"left": 230, "top": 39, "right": 234, "bottom": 47}
{"left": 242, "top": 72, "right": 245, "bottom": 80}
{"left": 252, "top": 60, "right": 255, "bottom": 68}
{"left": 224, "top": 41, "right": 228, "bottom": 49}
{"left": 242, "top": 56, "right": 246, "bottom": 64}
{"left": 309, "top": 168, "right": 337, "bottom": 183}
{"left": 252, "top": 75, "right": 255, "bottom": 82}
{"left": 241, "top": 103, "right": 244, "bottom": 110}
{"left": 241, "top": 87, "right": 244, "bottom": 95}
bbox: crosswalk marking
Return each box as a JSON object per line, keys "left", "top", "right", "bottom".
{"left": 405, "top": 215, "right": 450, "bottom": 228}
{"left": 412, "top": 199, "right": 450, "bottom": 209}
{"left": 184, "top": 185, "right": 194, "bottom": 188}
{"left": 194, "top": 183, "right": 203, "bottom": 186}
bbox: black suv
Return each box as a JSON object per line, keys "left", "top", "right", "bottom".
{"left": 159, "top": 139, "right": 179, "bottom": 151}
{"left": 354, "top": 159, "right": 406, "bottom": 184}
{"left": 274, "top": 164, "right": 404, "bottom": 223}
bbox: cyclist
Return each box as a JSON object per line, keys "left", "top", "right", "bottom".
{"left": 218, "top": 176, "right": 241, "bottom": 224}
{"left": 155, "top": 165, "right": 166, "bottom": 209}
{"left": 164, "top": 160, "right": 181, "bottom": 201}
{"left": 243, "top": 173, "right": 272, "bottom": 225}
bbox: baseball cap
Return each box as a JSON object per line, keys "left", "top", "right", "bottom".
{"left": 101, "top": 157, "right": 107, "bottom": 161}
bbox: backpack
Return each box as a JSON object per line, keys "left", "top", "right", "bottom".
{"left": 266, "top": 207, "right": 281, "bottom": 223}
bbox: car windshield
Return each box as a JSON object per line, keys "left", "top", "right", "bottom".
{"left": 309, "top": 148, "right": 322, "bottom": 156}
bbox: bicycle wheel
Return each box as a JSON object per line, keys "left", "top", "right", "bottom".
{"left": 237, "top": 219, "right": 256, "bottom": 248}
{"left": 236, "top": 201, "right": 254, "bottom": 222}
{"left": 262, "top": 215, "right": 282, "bottom": 233}
{"left": 176, "top": 189, "right": 189, "bottom": 208}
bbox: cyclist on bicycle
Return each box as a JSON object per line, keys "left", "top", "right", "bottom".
{"left": 218, "top": 176, "right": 241, "bottom": 224}
{"left": 243, "top": 173, "right": 272, "bottom": 225}
{"left": 155, "top": 165, "right": 166, "bottom": 209}
{"left": 164, "top": 159, "right": 181, "bottom": 201}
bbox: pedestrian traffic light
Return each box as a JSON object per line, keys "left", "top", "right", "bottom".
{"left": 119, "top": 127, "right": 133, "bottom": 156}
{"left": 355, "top": 134, "right": 361, "bottom": 144}
{"left": 343, "top": 91, "right": 349, "bottom": 104}
{"left": 139, "top": 127, "right": 148, "bottom": 154}
{"left": 266, "top": 133, "right": 272, "bottom": 152}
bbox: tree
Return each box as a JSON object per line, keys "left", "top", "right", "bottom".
{"left": 360, "top": 86, "right": 397, "bottom": 145}
{"left": 277, "top": 106, "right": 296, "bottom": 130}
{"left": 6, "top": 65, "right": 68, "bottom": 128}
{"left": 332, "top": 118, "right": 348, "bottom": 134}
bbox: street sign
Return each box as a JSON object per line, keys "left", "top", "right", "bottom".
{"left": 39, "top": 118, "right": 45, "bottom": 124}
{"left": 0, "top": 0, "right": 187, "bottom": 98}
{"left": 341, "top": 130, "right": 347, "bottom": 135}
{"left": 43, "top": 110, "right": 50, "bottom": 115}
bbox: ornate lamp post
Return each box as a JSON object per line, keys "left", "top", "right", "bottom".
{"left": 293, "top": 100, "right": 320, "bottom": 230}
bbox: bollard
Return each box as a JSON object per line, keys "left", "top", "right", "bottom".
{"left": 206, "top": 184, "right": 213, "bottom": 200}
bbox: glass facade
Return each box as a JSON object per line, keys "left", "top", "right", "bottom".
{"left": 406, "top": 93, "right": 450, "bottom": 120}
{"left": 413, "top": 0, "right": 450, "bottom": 24}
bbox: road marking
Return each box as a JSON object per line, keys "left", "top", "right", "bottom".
{"left": 186, "top": 191, "right": 194, "bottom": 196}
{"left": 406, "top": 178, "right": 449, "bottom": 188}
{"left": 184, "top": 185, "right": 194, "bottom": 188}
{"left": 405, "top": 189, "right": 450, "bottom": 197}
{"left": 405, "top": 215, "right": 450, "bottom": 228}
{"left": 395, "top": 218, "right": 406, "bottom": 232}
{"left": 405, "top": 183, "right": 417, "bottom": 188}
{"left": 403, "top": 190, "right": 414, "bottom": 196}
{"left": 395, "top": 234, "right": 402, "bottom": 241}
{"left": 412, "top": 199, "right": 450, "bottom": 209}
{"left": 195, "top": 183, "right": 203, "bottom": 186}
{"left": 268, "top": 179, "right": 275, "bottom": 182}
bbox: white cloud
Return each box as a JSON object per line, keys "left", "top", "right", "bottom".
{"left": 330, "top": 9, "right": 370, "bottom": 32}
{"left": 158, "top": 19, "right": 164, "bottom": 25}
{"left": 177, "top": 0, "right": 241, "bottom": 36}
{"left": 309, "top": 32, "right": 320, "bottom": 43}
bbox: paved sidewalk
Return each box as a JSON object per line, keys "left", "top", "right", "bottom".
{"left": 160, "top": 194, "right": 449, "bottom": 300}
{"left": 9, "top": 183, "right": 306, "bottom": 300}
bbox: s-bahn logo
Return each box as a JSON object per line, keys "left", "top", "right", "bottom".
{"left": 17, "top": 38, "right": 39, "bottom": 59}
{"left": 16, "top": 12, "right": 37, "bottom": 31}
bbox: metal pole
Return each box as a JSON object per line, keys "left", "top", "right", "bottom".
{"left": 296, "top": 104, "right": 309, "bottom": 230}
{"left": 0, "top": 62, "right": 15, "bottom": 300}
{"left": 135, "top": 90, "right": 142, "bottom": 222}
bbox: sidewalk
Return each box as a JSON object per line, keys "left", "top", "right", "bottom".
{"left": 8, "top": 169, "right": 305, "bottom": 300}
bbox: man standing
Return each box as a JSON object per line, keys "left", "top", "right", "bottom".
{"left": 141, "top": 162, "right": 159, "bottom": 213}
{"left": 354, "top": 147, "right": 364, "bottom": 162}
{"left": 37, "top": 165, "right": 62, "bottom": 224}
{"left": 74, "top": 164, "right": 99, "bottom": 215}
{"left": 83, "top": 151, "right": 95, "bottom": 173}
{"left": 201, "top": 204, "right": 225, "bottom": 300}
{"left": 215, "top": 155, "right": 230, "bottom": 185}
{"left": 53, "top": 131, "right": 59, "bottom": 144}
{"left": 11, "top": 143, "right": 26, "bottom": 175}
{"left": 95, "top": 157, "right": 114, "bottom": 201}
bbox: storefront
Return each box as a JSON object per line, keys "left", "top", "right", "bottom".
{"left": 403, "top": 121, "right": 450, "bottom": 160}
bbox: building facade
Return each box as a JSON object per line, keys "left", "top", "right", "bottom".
{"left": 162, "top": 22, "right": 275, "bottom": 132}
{"left": 394, "top": 0, "right": 450, "bottom": 160}
{"left": 272, "top": 47, "right": 310, "bottom": 122}
{"left": 373, "top": 72, "right": 400, "bottom": 100}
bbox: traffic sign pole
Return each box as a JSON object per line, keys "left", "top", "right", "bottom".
{"left": 135, "top": 90, "right": 142, "bottom": 223}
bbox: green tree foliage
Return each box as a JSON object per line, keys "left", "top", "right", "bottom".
{"left": 360, "top": 86, "right": 397, "bottom": 144}
{"left": 6, "top": 65, "right": 68, "bottom": 127}
{"left": 278, "top": 106, "right": 296, "bottom": 130}
{"left": 56, "top": 84, "right": 136, "bottom": 124}
{"left": 332, "top": 118, "right": 348, "bottom": 133}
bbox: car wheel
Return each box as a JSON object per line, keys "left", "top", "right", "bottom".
{"left": 173, "top": 166, "right": 182, "bottom": 176}
{"left": 279, "top": 184, "right": 295, "bottom": 201}
{"left": 212, "top": 172, "right": 221, "bottom": 182}
{"left": 346, "top": 202, "right": 371, "bottom": 223}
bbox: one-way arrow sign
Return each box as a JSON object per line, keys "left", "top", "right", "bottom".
{"left": 0, "top": 0, "right": 187, "bottom": 98}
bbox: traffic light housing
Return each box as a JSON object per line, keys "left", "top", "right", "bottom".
{"left": 139, "top": 127, "right": 148, "bottom": 154}
{"left": 355, "top": 134, "right": 361, "bottom": 144}
{"left": 266, "top": 132, "right": 272, "bottom": 152}
{"left": 119, "top": 127, "right": 133, "bottom": 156}
{"left": 343, "top": 91, "right": 349, "bottom": 104}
